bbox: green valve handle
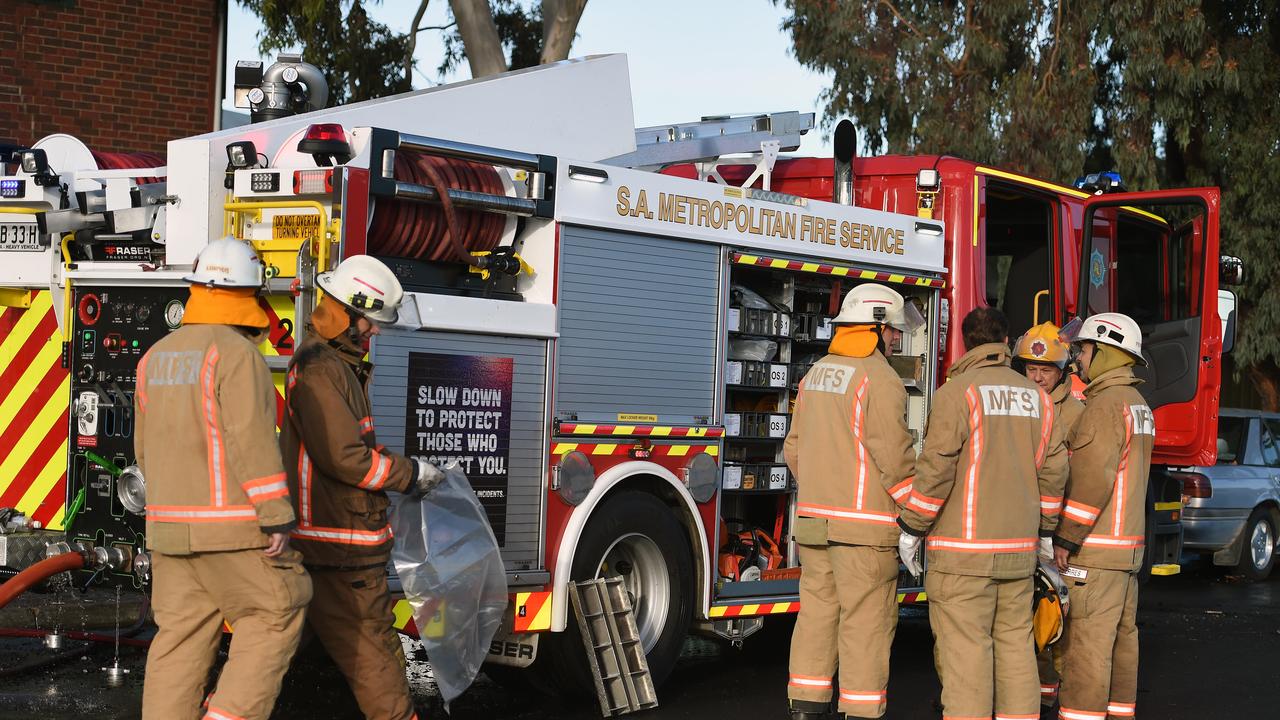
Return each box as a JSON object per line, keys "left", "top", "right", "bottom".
{"left": 64, "top": 485, "right": 87, "bottom": 529}
{"left": 85, "top": 451, "right": 123, "bottom": 477}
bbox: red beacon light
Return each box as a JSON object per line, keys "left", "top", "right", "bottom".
{"left": 298, "top": 123, "right": 351, "bottom": 167}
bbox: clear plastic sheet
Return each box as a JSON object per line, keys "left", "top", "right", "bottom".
{"left": 391, "top": 465, "right": 508, "bottom": 708}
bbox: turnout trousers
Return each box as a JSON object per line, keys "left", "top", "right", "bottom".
{"left": 1038, "top": 642, "right": 1063, "bottom": 706}
{"left": 924, "top": 570, "right": 1040, "bottom": 720}
{"left": 307, "top": 566, "right": 418, "bottom": 720}
{"left": 1057, "top": 567, "right": 1139, "bottom": 720}
{"left": 787, "top": 543, "right": 899, "bottom": 718}
{"left": 143, "top": 549, "right": 311, "bottom": 720}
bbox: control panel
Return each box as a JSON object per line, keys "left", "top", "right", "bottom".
{"left": 66, "top": 285, "right": 187, "bottom": 588}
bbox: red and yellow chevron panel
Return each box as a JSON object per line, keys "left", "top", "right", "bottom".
{"left": 558, "top": 423, "right": 725, "bottom": 438}
{"left": 709, "top": 601, "right": 798, "bottom": 618}
{"left": 731, "top": 252, "right": 945, "bottom": 289}
{"left": 391, "top": 592, "right": 553, "bottom": 638}
{"left": 896, "top": 591, "right": 927, "bottom": 604}
{"left": 551, "top": 442, "right": 718, "bottom": 458}
{"left": 0, "top": 291, "right": 71, "bottom": 530}
{"left": 512, "top": 591, "right": 552, "bottom": 633}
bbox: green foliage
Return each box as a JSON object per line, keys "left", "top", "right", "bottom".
{"left": 776, "top": 0, "right": 1280, "bottom": 375}
{"left": 236, "top": 0, "right": 411, "bottom": 104}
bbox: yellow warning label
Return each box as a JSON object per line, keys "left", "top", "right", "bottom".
{"left": 617, "top": 413, "right": 658, "bottom": 423}
{"left": 271, "top": 213, "right": 322, "bottom": 242}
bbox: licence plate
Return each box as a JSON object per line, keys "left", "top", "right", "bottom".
{"left": 0, "top": 222, "right": 41, "bottom": 252}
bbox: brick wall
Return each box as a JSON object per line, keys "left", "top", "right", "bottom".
{"left": 0, "top": 0, "right": 222, "bottom": 154}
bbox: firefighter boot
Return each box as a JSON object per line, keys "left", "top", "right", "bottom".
{"left": 788, "top": 699, "right": 834, "bottom": 720}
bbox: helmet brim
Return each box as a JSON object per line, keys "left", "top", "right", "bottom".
{"left": 317, "top": 273, "right": 399, "bottom": 325}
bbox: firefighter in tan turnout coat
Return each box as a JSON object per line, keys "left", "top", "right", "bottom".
{"left": 281, "top": 255, "right": 443, "bottom": 720}
{"left": 1013, "top": 322, "right": 1085, "bottom": 707}
{"left": 137, "top": 238, "right": 311, "bottom": 720}
{"left": 784, "top": 284, "right": 922, "bottom": 720}
{"left": 1053, "top": 313, "right": 1154, "bottom": 720}
{"left": 898, "top": 308, "right": 1068, "bottom": 720}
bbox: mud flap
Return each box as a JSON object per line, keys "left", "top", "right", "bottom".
{"left": 485, "top": 631, "right": 540, "bottom": 668}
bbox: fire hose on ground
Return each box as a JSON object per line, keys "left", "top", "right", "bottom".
{"left": 0, "top": 552, "right": 86, "bottom": 611}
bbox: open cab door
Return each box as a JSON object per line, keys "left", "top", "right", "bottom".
{"left": 1077, "top": 188, "right": 1222, "bottom": 466}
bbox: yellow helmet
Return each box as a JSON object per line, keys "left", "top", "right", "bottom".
{"left": 1014, "top": 322, "right": 1070, "bottom": 369}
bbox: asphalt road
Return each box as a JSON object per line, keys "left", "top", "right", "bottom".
{"left": 1, "top": 559, "right": 1276, "bottom": 719}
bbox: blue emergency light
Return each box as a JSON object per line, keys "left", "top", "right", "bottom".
{"left": 0, "top": 178, "right": 25, "bottom": 198}
{"left": 1072, "top": 171, "right": 1125, "bottom": 194}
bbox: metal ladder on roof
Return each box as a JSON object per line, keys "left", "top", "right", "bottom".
{"left": 570, "top": 577, "right": 659, "bottom": 716}
{"left": 603, "top": 111, "right": 816, "bottom": 190}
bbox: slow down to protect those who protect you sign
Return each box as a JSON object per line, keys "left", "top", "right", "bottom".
{"left": 404, "top": 352, "right": 512, "bottom": 545}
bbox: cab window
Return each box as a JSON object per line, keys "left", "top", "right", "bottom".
{"left": 984, "top": 182, "right": 1055, "bottom": 340}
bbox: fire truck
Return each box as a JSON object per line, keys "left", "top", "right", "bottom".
{"left": 0, "top": 54, "right": 1239, "bottom": 697}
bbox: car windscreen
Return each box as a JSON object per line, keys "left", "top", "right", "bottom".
{"left": 1217, "top": 416, "right": 1246, "bottom": 464}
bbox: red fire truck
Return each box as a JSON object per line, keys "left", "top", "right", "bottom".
{"left": 0, "top": 54, "right": 1238, "bottom": 697}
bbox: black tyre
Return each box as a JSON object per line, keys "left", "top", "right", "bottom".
{"left": 1235, "top": 507, "right": 1277, "bottom": 581}
{"left": 525, "top": 490, "right": 694, "bottom": 695}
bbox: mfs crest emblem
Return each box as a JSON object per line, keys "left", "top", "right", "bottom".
{"left": 1089, "top": 248, "right": 1107, "bottom": 288}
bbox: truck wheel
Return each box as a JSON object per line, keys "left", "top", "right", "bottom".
{"left": 531, "top": 490, "right": 694, "bottom": 695}
{"left": 1236, "top": 508, "right": 1277, "bottom": 581}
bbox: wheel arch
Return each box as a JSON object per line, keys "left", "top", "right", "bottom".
{"left": 549, "top": 460, "right": 711, "bottom": 632}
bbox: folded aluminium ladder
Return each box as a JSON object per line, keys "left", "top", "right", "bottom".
{"left": 570, "top": 577, "right": 659, "bottom": 716}
{"left": 603, "top": 111, "right": 815, "bottom": 170}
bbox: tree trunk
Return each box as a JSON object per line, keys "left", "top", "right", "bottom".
{"left": 540, "top": 0, "right": 588, "bottom": 64}
{"left": 1248, "top": 361, "right": 1280, "bottom": 412}
{"left": 448, "top": 0, "right": 508, "bottom": 78}
{"left": 405, "top": 0, "right": 432, "bottom": 85}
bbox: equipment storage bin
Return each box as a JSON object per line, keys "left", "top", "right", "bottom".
{"left": 724, "top": 412, "right": 790, "bottom": 439}
{"left": 791, "top": 313, "right": 833, "bottom": 342}
{"left": 722, "top": 463, "right": 792, "bottom": 492}
{"left": 726, "top": 360, "right": 790, "bottom": 388}
{"left": 728, "top": 307, "right": 792, "bottom": 337}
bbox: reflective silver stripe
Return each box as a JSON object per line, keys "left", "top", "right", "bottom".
{"left": 244, "top": 481, "right": 289, "bottom": 498}
{"left": 291, "top": 526, "right": 393, "bottom": 544}
{"left": 202, "top": 346, "right": 225, "bottom": 506}
{"left": 148, "top": 508, "right": 256, "bottom": 520}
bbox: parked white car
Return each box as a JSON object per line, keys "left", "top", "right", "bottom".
{"left": 1179, "top": 408, "right": 1280, "bottom": 579}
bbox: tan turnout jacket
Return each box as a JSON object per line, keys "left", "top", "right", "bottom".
{"left": 899, "top": 343, "right": 1068, "bottom": 577}
{"left": 1051, "top": 381, "right": 1085, "bottom": 436}
{"left": 1055, "top": 367, "right": 1154, "bottom": 571}
{"left": 784, "top": 350, "right": 916, "bottom": 547}
{"left": 280, "top": 331, "right": 415, "bottom": 568}
{"left": 135, "top": 324, "right": 295, "bottom": 554}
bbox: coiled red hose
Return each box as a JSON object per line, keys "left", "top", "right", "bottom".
{"left": 0, "top": 552, "right": 85, "bottom": 610}
{"left": 91, "top": 149, "right": 166, "bottom": 185}
{"left": 367, "top": 152, "right": 505, "bottom": 264}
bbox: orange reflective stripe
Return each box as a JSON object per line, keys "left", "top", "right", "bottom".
{"left": 889, "top": 476, "right": 913, "bottom": 502}
{"left": 205, "top": 708, "right": 248, "bottom": 720}
{"left": 994, "top": 715, "right": 1041, "bottom": 720}
{"left": 1064, "top": 500, "right": 1100, "bottom": 525}
{"left": 285, "top": 368, "right": 298, "bottom": 417}
{"left": 926, "top": 536, "right": 1037, "bottom": 553}
{"left": 1034, "top": 388, "right": 1054, "bottom": 468}
{"left": 200, "top": 346, "right": 226, "bottom": 506}
{"left": 1059, "top": 709, "right": 1107, "bottom": 720}
{"left": 241, "top": 472, "right": 289, "bottom": 503}
{"left": 358, "top": 415, "right": 375, "bottom": 434}
{"left": 797, "top": 502, "right": 898, "bottom": 525}
{"left": 148, "top": 505, "right": 256, "bottom": 523}
{"left": 292, "top": 524, "right": 393, "bottom": 545}
{"left": 358, "top": 452, "right": 391, "bottom": 490}
{"left": 788, "top": 674, "right": 833, "bottom": 688}
{"left": 1106, "top": 702, "right": 1136, "bottom": 716}
{"left": 850, "top": 376, "right": 870, "bottom": 509}
{"left": 1082, "top": 534, "right": 1144, "bottom": 548}
{"left": 838, "top": 690, "right": 886, "bottom": 704}
{"left": 907, "top": 489, "right": 943, "bottom": 517}
{"left": 963, "top": 387, "right": 983, "bottom": 539}
{"left": 1113, "top": 406, "right": 1134, "bottom": 536}
{"left": 298, "top": 446, "right": 312, "bottom": 524}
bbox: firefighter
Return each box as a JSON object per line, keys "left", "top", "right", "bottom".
{"left": 784, "top": 283, "right": 922, "bottom": 720}
{"left": 1012, "top": 321, "right": 1084, "bottom": 709}
{"left": 1053, "top": 313, "right": 1154, "bottom": 720}
{"left": 281, "top": 255, "right": 443, "bottom": 720}
{"left": 137, "top": 237, "right": 311, "bottom": 720}
{"left": 897, "top": 307, "right": 1068, "bottom": 720}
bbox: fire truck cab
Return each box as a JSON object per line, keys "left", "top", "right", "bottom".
{"left": 0, "top": 54, "right": 1238, "bottom": 698}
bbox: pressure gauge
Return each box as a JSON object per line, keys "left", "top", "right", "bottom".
{"left": 282, "top": 66, "right": 300, "bottom": 83}
{"left": 164, "top": 299, "right": 184, "bottom": 329}
{"left": 247, "top": 87, "right": 265, "bottom": 105}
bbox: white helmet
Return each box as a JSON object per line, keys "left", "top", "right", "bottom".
{"left": 832, "top": 283, "right": 925, "bottom": 332}
{"left": 1068, "top": 312, "right": 1146, "bottom": 365}
{"left": 184, "top": 237, "right": 266, "bottom": 288}
{"left": 317, "top": 255, "right": 404, "bottom": 324}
